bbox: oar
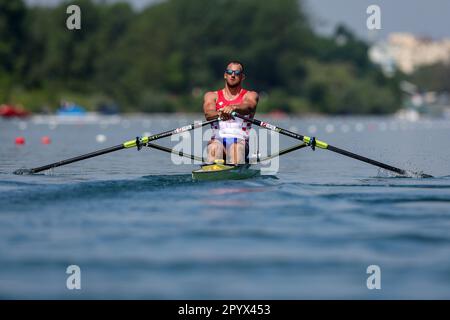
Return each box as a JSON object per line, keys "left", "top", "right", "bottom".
{"left": 14, "top": 118, "right": 217, "bottom": 175}
{"left": 256, "top": 143, "right": 308, "bottom": 163}
{"left": 232, "top": 112, "right": 433, "bottom": 178}
{"left": 146, "top": 142, "right": 205, "bottom": 162}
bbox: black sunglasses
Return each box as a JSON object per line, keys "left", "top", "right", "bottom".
{"left": 225, "top": 69, "right": 243, "bottom": 76}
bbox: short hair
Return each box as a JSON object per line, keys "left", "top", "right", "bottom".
{"left": 226, "top": 61, "right": 244, "bottom": 72}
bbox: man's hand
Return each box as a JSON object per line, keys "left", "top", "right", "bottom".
{"left": 218, "top": 105, "right": 237, "bottom": 120}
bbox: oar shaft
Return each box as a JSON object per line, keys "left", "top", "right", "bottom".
{"left": 326, "top": 145, "right": 406, "bottom": 175}
{"left": 19, "top": 118, "right": 216, "bottom": 175}
{"left": 232, "top": 112, "right": 414, "bottom": 176}
{"left": 257, "top": 143, "right": 307, "bottom": 163}
{"left": 122, "top": 119, "right": 217, "bottom": 149}
{"left": 29, "top": 144, "right": 125, "bottom": 174}
{"left": 146, "top": 142, "right": 204, "bottom": 162}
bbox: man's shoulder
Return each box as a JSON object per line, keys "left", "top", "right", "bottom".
{"left": 244, "top": 90, "right": 259, "bottom": 99}
{"left": 204, "top": 91, "right": 218, "bottom": 100}
{"left": 245, "top": 90, "right": 258, "bottom": 95}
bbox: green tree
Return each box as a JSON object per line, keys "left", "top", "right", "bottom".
{"left": 1, "top": 0, "right": 402, "bottom": 114}
{"left": 0, "top": 0, "right": 26, "bottom": 100}
{"left": 409, "top": 62, "right": 450, "bottom": 92}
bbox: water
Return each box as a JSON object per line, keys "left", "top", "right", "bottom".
{"left": 1, "top": 114, "right": 450, "bottom": 299}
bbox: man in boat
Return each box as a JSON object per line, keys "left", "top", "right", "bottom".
{"left": 203, "top": 61, "right": 259, "bottom": 164}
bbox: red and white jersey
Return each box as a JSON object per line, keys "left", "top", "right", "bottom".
{"left": 211, "top": 89, "right": 253, "bottom": 140}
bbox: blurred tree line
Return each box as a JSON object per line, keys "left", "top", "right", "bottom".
{"left": 408, "top": 63, "right": 450, "bottom": 93}
{"left": 1, "top": 0, "right": 402, "bottom": 114}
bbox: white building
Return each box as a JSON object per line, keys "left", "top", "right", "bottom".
{"left": 369, "top": 33, "right": 450, "bottom": 75}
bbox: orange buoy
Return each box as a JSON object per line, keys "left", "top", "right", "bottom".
{"left": 15, "top": 136, "right": 25, "bottom": 145}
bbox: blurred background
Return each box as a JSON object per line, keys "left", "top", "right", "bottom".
{"left": 1, "top": 0, "right": 450, "bottom": 118}
{"left": 2, "top": 1, "right": 450, "bottom": 299}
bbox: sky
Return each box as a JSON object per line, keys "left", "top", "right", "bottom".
{"left": 25, "top": 0, "right": 450, "bottom": 41}
{"left": 304, "top": 0, "right": 450, "bottom": 41}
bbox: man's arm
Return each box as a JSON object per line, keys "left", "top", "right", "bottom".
{"left": 203, "top": 91, "right": 218, "bottom": 120}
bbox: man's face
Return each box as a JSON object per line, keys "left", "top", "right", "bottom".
{"left": 224, "top": 64, "right": 244, "bottom": 88}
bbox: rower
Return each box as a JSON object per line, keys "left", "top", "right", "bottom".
{"left": 203, "top": 61, "right": 259, "bottom": 164}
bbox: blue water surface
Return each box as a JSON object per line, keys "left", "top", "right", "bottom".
{"left": 1, "top": 115, "right": 449, "bottom": 299}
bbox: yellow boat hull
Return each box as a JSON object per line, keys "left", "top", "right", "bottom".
{"left": 192, "top": 163, "right": 260, "bottom": 181}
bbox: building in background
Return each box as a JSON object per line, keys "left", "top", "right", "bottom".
{"left": 369, "top": 33, "right": 450, "bottom": 120}
{"left": 369, "top": 33, "right": 450, "bottom": 75}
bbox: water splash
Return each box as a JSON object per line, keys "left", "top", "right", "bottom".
{"left": 13, "top": 168, "right": 33, "bottom": 175}
{"left": 376, "top": 168, "right": 433, "bottom": 179}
